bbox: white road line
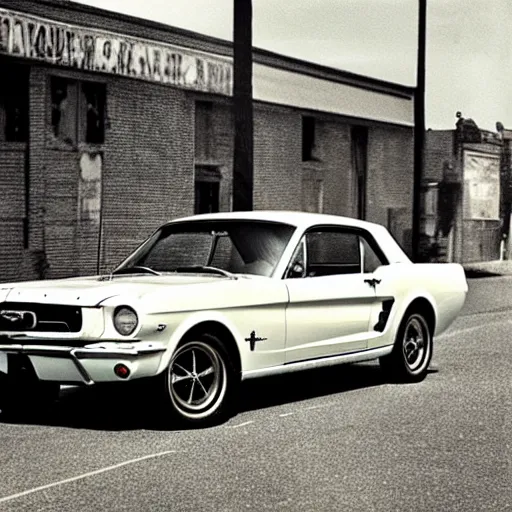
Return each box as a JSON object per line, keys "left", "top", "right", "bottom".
{"left": 303, "top": 403, "right": 335, "bottom": 411}
{"left": 279, "top": 412, "right": 294, "bottom": 417}
{"left": 231, "top": 420, "right": 254, "bottom": 428}
{"left": 0, "top": 450, "right": 177, "bottom": 505}
{"left": 438, "top": 319, "right": 512, "bottom": 341}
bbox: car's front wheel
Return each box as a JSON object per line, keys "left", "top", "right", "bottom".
{"left": 155, "top": 334, "right": 238, "bottom": 428}
{"left": 379, "top": 311, "right": 433, "bottom": 383}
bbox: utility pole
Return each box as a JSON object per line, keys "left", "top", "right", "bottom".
{"left": 412, "top": 0, "right": 427, "bottom": 261}
{"left": 232, "top": 0, "right": 254, "bottom": 211}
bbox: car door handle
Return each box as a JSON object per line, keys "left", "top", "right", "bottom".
{"left": 364, "top": 278, "right": 381, "bottom": 287}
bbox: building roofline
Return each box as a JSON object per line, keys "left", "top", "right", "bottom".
{"left": 1, "top": 0, "right": 415, "bottom": 99}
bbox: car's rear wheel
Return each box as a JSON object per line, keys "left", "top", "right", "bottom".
{"left": 155, "top": 334, "right": 238, "bottom": 428}
{"left": 379, "top": 311, "right": 433, "bottom": 383}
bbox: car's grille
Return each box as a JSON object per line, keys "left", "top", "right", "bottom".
{"left": 0, "top": 302, "right": 82, "bottom": 333}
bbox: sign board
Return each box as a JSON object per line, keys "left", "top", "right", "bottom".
{"left": 0, "top": 8, "right": 233, "bottom": 95}
{"left": 463, "top": 150, "right": 500, "bottom": 220}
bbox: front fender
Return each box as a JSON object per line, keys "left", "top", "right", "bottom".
{"left": 156, "top": 311, "right": 244, "bottom": 374}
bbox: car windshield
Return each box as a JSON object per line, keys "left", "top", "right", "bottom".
{"left": 115, "top": 220, "right": 296, "bottom": 277}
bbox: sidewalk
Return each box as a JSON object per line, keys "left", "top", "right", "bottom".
{"left": 463, "top": 259, "right": 512, "bottom": 278}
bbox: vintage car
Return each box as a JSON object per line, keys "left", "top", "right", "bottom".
{"left": 0, "top": 211, "right": 468, "bottom": 427}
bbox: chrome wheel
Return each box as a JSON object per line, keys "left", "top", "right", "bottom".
{"left": 168, "top": 341, "right": 227, "bottom": 420}
{"left": 402, "top": 315, "right": 430, "bottom": 372}
{"left": 380, "top": 309, "right": 433, "bottom": 383}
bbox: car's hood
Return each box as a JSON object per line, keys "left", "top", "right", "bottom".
{"left": 0, "top": 274, "right": 243, "bottom": 307}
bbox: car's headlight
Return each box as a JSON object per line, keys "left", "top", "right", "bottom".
{"left": 113, "top": 306, "right": 138, "bottom": 336}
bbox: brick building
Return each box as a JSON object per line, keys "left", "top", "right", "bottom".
{"left": 0, "top": 0, "right": 415, "bottom": 282}
{"left": 422, "top": 116, "right": 510, "bottom": 263}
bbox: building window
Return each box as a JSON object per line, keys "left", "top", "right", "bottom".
{"left": 195, "top": 181, "right": 220, "bottom": 214}
{"left": 0, "top": 63, "right": 28, "bottom": 142}
{"left": 351, "top": 126, "right": 368, "bottom": 220}
{"left": 195, "top": 164, "right": 221, "bottom": 214}
{"left": 302, "top": 116, "right": 316, "bottom": 161}
{"left": 82, "top": 82, "right": 106, "bottom": 144}
{"left": 50, "top": 76, "right": 106, "bottom": 146}
{"left": 51, "top": 77, "right": 77, "bottom": 145}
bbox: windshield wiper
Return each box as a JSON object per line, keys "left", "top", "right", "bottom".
{"left": 112, "top": 265, "right": 162, "bottom": 276}
{"left": 172, "top": 266, "right": 237, "bottom": 279}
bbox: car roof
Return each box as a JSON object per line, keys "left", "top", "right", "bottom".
{"left": 165, "top": 210, "right": 384, "bottom": 231}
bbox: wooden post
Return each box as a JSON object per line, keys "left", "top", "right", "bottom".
{"left": 232, "top": 0, "right": 254, "bottom": 211}
{"left": 412, "top": 0, "right": 427, "bottom": 261}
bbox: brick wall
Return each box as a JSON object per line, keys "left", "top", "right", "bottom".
{"left": 253, "top": 104, "right": 302, "bottom": 211}
{"left": 23, "top": 65, "right": 195, "bottom": 278}
{"left": 99, "top": 77, "right": 194, "bottom": 273}
{"left": 315, "top": 120, "right": 353, "bottom": 217}
{"left": 367, "top": 125, "right": 414, "bottom": 255}
{"left": 0, "top": 145, "right": 25, "bottom": 282}
{"left": 1, "top": 64, "right": 417, "bottom": 281}
{"left": 424, "top": 130, "right": 455, "bottom": 182}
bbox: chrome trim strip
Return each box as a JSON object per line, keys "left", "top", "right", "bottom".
{"left": 73, "top": 347, "right": 166, "bottom": 358}
{"left": 241, "top": 346, "right": 393, "bottom": 380}
{"left": 0, "top": 344, "right": 165, "bottom": 358}
{"left": 69, "top": 350, "right": 94, "bottom": 385}
{"left": 0, "top": 335, "right": 142, "bottom": 344}
{"left": 0, "top": 344, "right": 95, "bottom": 385}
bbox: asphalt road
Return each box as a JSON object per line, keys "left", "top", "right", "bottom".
{"left": 0, "top": 276, "right": 511, "bottom": 512}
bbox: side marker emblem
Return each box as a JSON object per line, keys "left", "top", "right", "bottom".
{"left": 245, "top": 330, "right": 267, "bottom": 351}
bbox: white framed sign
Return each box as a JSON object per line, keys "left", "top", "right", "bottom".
{"left": 462, "top": 150, "right": 501, "bottom": 221}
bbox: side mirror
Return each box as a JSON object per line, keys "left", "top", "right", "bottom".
{"left": 287, "top": 262, "right": 305, "bottom": 278}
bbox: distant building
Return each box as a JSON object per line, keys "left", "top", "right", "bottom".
{"left": 422, "top": 115, "right": 510, "bottom": 263}
{"left": 0, "top": 0, "right": 415, "bottom": 281}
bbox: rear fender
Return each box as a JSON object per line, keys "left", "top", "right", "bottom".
{"left": 373, "top": 262, "right": 467, "bottom": 339}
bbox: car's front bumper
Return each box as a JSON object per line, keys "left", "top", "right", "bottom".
{"left": 0, "top": 335, "right": 167, "bottom": 385}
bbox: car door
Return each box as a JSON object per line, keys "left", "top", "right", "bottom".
{"left": 283, "top": 226, "right": 384, "bottom": 363}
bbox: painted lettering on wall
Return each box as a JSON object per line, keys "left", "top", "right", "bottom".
{"left": 0, "top": 9, "right": 233, "bottom": 96}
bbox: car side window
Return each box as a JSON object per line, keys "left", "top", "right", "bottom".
{"left": 360, "top": 236, "right": 384, "bottom": 273}
{"left": 306, "top": 230, "right": 361, "bottom": 276}
{"left": 285, "top": 240, "right": 307, "bottom": 279}
{"left": 285, "top": 227, "right": 385, "bottom": 278}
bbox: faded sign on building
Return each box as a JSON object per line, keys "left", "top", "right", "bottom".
{"left": 463, "top": 151, "right": 500, "bottom": 220}
{"left": 0, "top": 8, "right": 233, "bottom": 95}
{"left": 78, "top": 152, "right": 102, "bottom": 225}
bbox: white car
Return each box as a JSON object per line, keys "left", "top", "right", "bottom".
{"left": 0, "top": 211, "right": 468, "bottom": 427}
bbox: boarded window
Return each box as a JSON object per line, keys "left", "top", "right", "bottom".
{"left": 0, "top": 63, "right": 29, "bottom": 142}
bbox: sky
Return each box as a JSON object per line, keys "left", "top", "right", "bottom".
{"left": 74, "top": 0, "right": 512, "bottom": 132}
